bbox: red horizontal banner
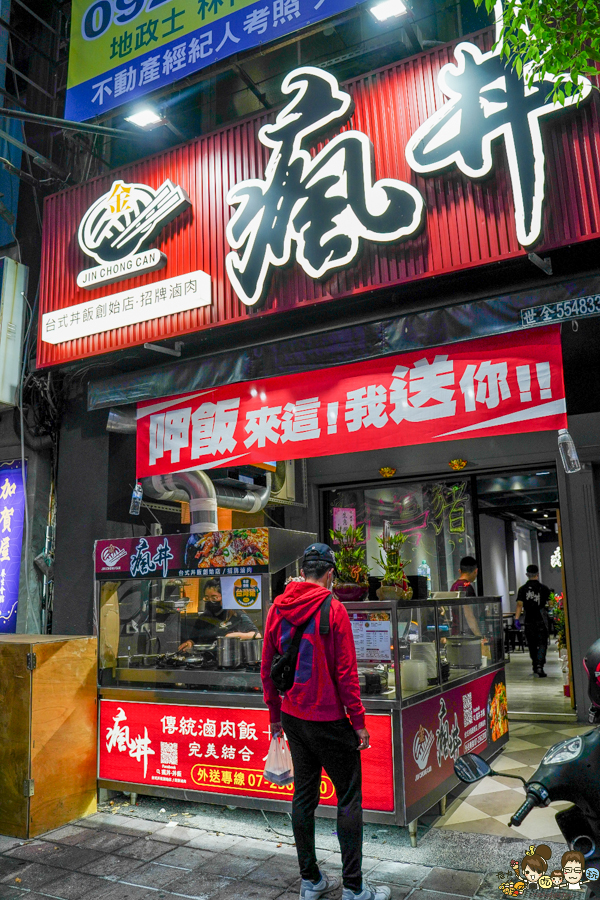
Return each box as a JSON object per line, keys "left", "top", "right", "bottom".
{"left": 136, "top": 327, "right": 566, "bottom": 478}
{"left": 99, "top": 700, "right": 394, "bottom": 812}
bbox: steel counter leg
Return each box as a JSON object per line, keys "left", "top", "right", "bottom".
{"left": 130, "top": 792, "right": 138, "bottom": 806}
{"left": 408, "top": 819, "right": 418, "bottom": 847}
{"left": 439, "top": 795, "right": 447, "bottom": 816}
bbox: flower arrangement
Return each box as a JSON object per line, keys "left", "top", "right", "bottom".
{"left": 373, "top": 521, "right": 411, "bottom": 588}
{"left": 549, "top": 591, "right": 566, "bottom": 649}
{"left": 329, "top": 525, "right": 369, "bottom": 586}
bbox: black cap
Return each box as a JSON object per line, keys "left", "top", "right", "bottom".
{"left": 302, "top": 542, "right": 339, "bottom": 576}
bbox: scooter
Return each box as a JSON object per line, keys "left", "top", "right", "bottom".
{"left": 453, "top": 638, "right": 600, "bottom": 898}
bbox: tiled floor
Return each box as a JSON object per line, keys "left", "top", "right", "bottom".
{"left": 433, "top": 721, "right": 591, "bottom": 841}
{"left": 505, "top": 643, "right": 574, "bottom": 718}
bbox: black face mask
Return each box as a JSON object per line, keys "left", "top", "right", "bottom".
{"left": 205, "top": 600, "right": 223, "bottom": 616}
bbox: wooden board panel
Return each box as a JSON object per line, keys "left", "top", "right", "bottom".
{"left": 29, "top": 638, "right": 98, "bottom": 836}
{"left": 0, "top": 641, "right": 31, "bottom": 838}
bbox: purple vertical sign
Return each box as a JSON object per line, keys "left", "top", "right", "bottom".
{"left": 0, "top": 459, "right": 26, "bottom": 634}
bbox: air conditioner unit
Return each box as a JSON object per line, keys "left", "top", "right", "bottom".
{"left": 270, "top": 460, "right": 296, "bottom": 503}
{"left": 0, "top": 258, "right": 27, "bottom": 409}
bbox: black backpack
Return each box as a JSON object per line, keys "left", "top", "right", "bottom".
{"left": 270, "top": 594, "right": 332, "bottom": 694}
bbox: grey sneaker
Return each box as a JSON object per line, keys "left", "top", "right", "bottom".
{"left": 300, "top": 873, "right": 341, "bottom": 900}
{"left": 342, "top": 882, "right": 391, "bottom": 900}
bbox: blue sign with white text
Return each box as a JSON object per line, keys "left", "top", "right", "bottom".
{"left": 65, "top": 0, "right": 359, "bottom": 122}
{"left": 0, "top": 460, "right": 26, "bottom": 634}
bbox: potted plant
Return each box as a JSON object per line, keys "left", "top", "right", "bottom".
{"left": 373, "top": 522, "right": 412, "bottom": 601}
{"left": 329, "top": 525, "right": 370, "bottom": 602}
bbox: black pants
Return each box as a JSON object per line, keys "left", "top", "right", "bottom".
{"left": 525, "top": 621, "right": 549, "bottom": 670}
{"left": 281, "top": 712, "right": 363, "bottom": 892}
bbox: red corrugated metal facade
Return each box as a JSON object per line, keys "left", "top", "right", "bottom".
{"left": 37, "top": 30, "right": 600, "bottom": 368}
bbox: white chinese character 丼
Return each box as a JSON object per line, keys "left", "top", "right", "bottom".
{"left": 114, "top": 66, "right": 137, "bottom": 98}
{"left": 218, "top": 720, "right": 236, "bottom": 739}
{"left": 273, "top": 0, "right": 300, "bottom": 24}
{"left": 239, "top": 746, "right": 254, "bottom": 762}
{"left": 345, "top": 385, "right": 388, "bottom": 432}
{"left": 238, "top": 720, "right": 258, "bottom": 741}
{"left": 92, "top": 77, "right": 112, "bottom": 106}
{"left": 244, "top": 406, "right": 282, "bottom": 448}
{"left": 243, "top": 7, "right": 270, "bottom": 34}
{"left": 0, "top": 479, "right": 16, "bottom": 501}
{"left": 460, "top": 361, "right": 510, "bottom": 412}
{"left": 281, "top": 398, "right": 321, "bottom": 442}
{"left": 161, "top": 715, "right": 178, "bottom": 735}
{"left": 129, "top": 729, "right": 155, "bottom": 777}
{"left": 179, "top": 717, "right": 197, "bottom": 736}
{"left": 221, "top": 745, "right": 236, "bottom": 760}
{"left": 390, "top": 356, "right": 456, "bottom": 423}
{"left": 191, "top": 399, "right": 240, "bottom": 457}
{"left": 205, "top": 743, "right": 219, "bottom": 759}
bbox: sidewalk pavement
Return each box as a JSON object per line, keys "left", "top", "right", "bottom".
{"left": 0, "top": 799, "right": 567, "bottom": 900}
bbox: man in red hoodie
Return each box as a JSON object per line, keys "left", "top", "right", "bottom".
{"left": 261, "top": 543, "right": 390, "bottom": 900}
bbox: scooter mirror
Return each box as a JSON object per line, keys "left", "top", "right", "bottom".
{"left": 454, "top": 753, "right": 492, "bottom": 784}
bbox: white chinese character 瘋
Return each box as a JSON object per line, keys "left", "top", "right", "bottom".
{"left": 460, "top": 361, "right": 510, "bottom": 412}
{"left": 281, "top": 397, "right": 321, "bottom": 442}
{"left": 243, "top": 6, "right": 270, "bottom": 34}
{"left": 345, "top": 385, "right": 388, "bottom": 432}
{"left": 390, "top": 356, "right": 456, "bottom": 423}
{"left": 0, "top": 479, "right": 16, "bottom": 501}
{"left": 106, "top": 707, "right": 130, "bottom": 753}
{"left": 191, "top": 399, "right": 240, "bottom": 457}
{"left": 238, "top": 721, "right": 258, "bottom": 741}
{"left": 161, "top": 715, "right": 178, "bottom": 735}
{"left": 244, "top": 406, "right": 282, "bottom": 448}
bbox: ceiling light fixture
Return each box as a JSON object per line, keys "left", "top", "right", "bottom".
{"left": 125, "top": 108, "right": 164, "bottom": 129}
{"left": 532, "top": 508, "right": 538, "bottom": 512}
{"left": 544, "top": 513, "right": 549, "bottom": 518}
{"left": 370, "top": 0, "right": 407, "bottom": 21}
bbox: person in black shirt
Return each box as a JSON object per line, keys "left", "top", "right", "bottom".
{"left": 179, "top": 578, "right": 260, "bottom": 650}
{"left": 515, "top": 564, "right": 551, "bottom": 678}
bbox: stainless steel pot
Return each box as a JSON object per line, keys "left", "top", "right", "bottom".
{"left": 446, "top": 635, "right": 482, "bottom": 669}
{"left": 242, "top": 638, "right": 263, "bottom": 666}
{"left": 217, "top": 636, "right": 242, "bottom": 668}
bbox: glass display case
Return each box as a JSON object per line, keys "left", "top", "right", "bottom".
{"left": 346, "top": 596, "right": 504, "bottom": 706}
{"left": 95, "top": 527, "right": 314, "bottom": 694}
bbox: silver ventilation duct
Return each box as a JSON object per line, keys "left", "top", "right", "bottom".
{"left": 142, "top": 471, "right": 218, "bottom": 533}
{"left": 106, "top": 407, "right": 137, "bottom": 434}
{"left": 142, "top": 470, "right": 272, "bottom": 527}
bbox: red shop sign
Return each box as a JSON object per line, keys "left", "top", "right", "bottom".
{"left": 136, "top": 326, "right": 566, "bottom": 478}
{"left": 402, "top": 669, "right": 508, "bottom": 815}
{"left": 99, "top": 700, "right": 394, "bottom": 812}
